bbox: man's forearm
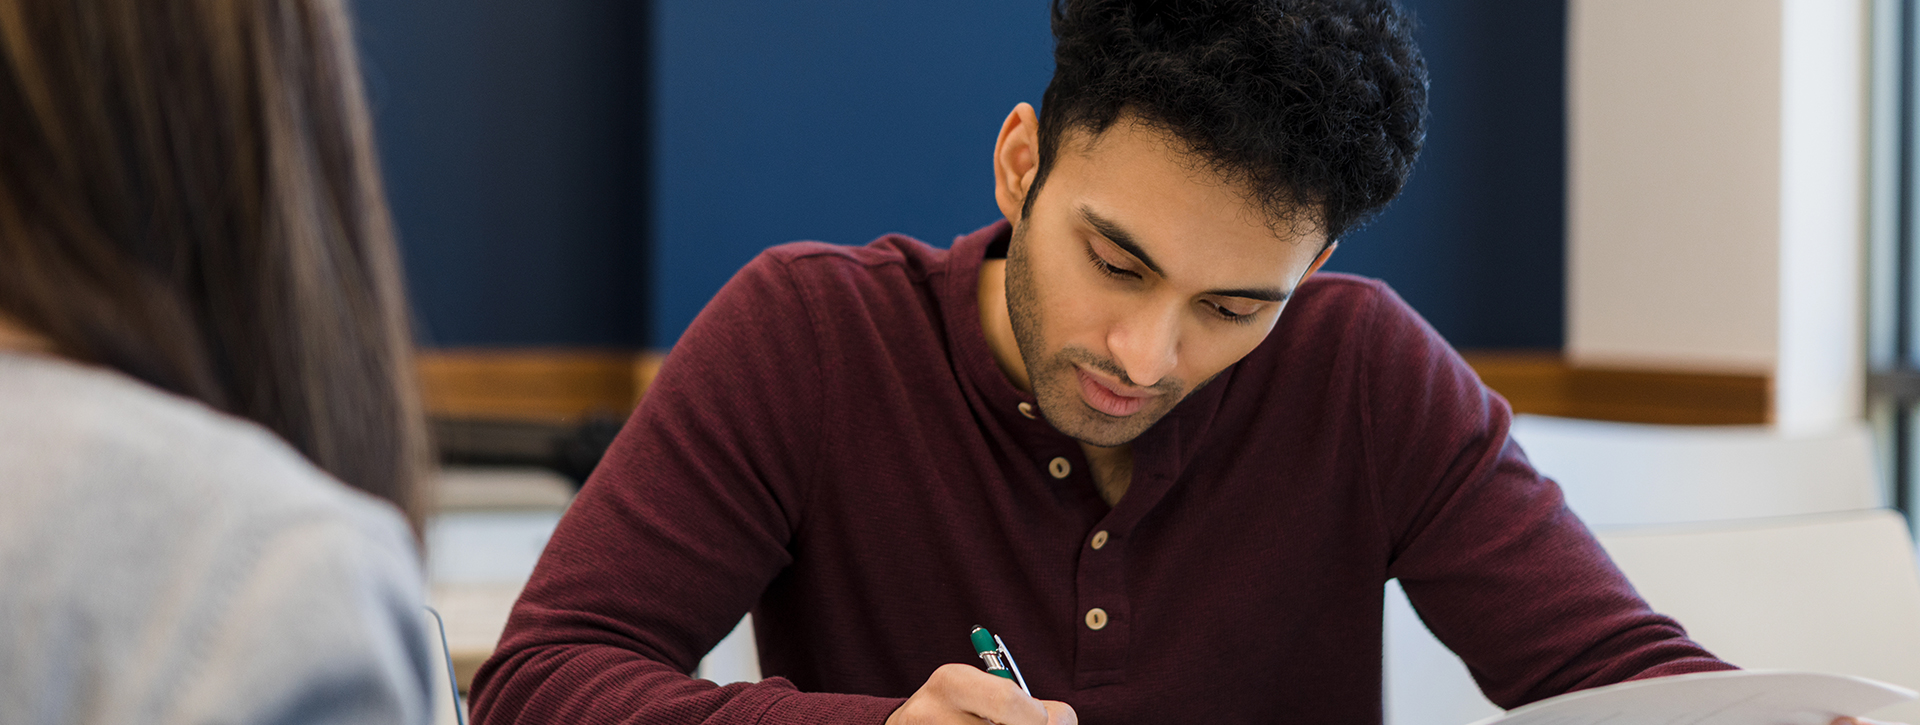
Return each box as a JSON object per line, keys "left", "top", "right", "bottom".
{"left": 470, "top": 642, "right": 905, "bottom": 725}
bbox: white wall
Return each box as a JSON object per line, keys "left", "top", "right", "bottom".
{"left": 1566, "top": 0, "right": 1868, "bottom": 431}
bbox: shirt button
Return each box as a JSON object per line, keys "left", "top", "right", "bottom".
{"left": 1085, "top": 608, "right": 1109, "bottom": 630}
{"left": 1018, "top": 402, "right": 1037, "bottom": 419}
{"left": 1048, "top": 457, "right": 1071, "bottom": 479}
{"left": 1090, "top": 530, "right": 1109, "bottom": 550}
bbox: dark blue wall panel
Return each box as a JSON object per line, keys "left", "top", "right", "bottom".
{"left": 360, "top": 1, "right": 1565, "bottom": 352}
{"left": 647, "top": 0, "right": 1567, "bottom": 350}
{"left": 1330, "top": 0, "right": 1567, "bottom": 349}
{"left": 648, "top": 0, "right": 1055, "bottom": 348}
{"left": 356, "top": 0, "right": 649, "bottom": 347}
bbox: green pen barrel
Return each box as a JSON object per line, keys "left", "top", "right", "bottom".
{"left": 969, "top": 626, "right": 997, "bottom": 654}
{"left": 970, "top": 625, "right": 1015, "bottom": 679}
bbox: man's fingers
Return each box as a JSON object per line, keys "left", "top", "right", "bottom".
{"left": 927, "top": 663, "right": 1049, "bottom": 725}
{"left": 1041, "top": 699, "right": 1078, "bottom": 725}
{"left": 1834, "top": 718, "right": 1908, "bottom": 725}
{"left": 889, "top": 664, "right": 1068, "bottom": 725}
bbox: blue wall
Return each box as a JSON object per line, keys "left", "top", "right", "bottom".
{"left": 357, "top": 0, "right": 649, "bottom": 347}
{"left": 1331, "top": 0, "right": 1567, "bottom": 349}
{"left": 646, "top": 0, "right": 1566, "bottom": 349}
{"left": 650, "top": 1, "right": 1055, "bottom": 348}
{"left": 361, "top": 0, "right": 1566, "bottom": 352}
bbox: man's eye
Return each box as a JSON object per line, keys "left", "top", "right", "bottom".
{"left": 1210, "top": 301, "right": 1258, "bottom": 325}
{"left": 1085, "top": 247, "right": 1139, "bottom": 280}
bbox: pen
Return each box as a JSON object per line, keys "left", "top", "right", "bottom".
{"left": 969, "top": 625, "right": 1032, "bottom": 696}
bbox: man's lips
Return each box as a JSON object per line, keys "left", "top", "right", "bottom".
{"left": 1075, "top": 366, "right": 1154, "bottom": 417}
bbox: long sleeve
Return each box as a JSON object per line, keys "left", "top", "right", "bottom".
{"left": 467, "top": 250, "right": 906, "bottom": 725}
{"left": 1366, "top": 287, "right": 1734, "bottom": 708}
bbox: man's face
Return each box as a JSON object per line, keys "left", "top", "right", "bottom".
{"left": 1004, "top": 119, "right": 1332, "bottom": 448}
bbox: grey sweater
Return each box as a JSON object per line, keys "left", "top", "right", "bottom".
{"left": 0, "top": 352, "right": 432, "bottom": 724}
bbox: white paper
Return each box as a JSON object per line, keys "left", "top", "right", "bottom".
{"left": 1465, "top": 671, "right": 1917, "bottom": 725}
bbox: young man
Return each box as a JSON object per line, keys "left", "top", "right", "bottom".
{"left": 470, "top": 2, "right": 1735, "bottom": 724}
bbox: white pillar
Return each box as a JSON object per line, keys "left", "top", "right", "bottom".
{"left": 1566, "top": 0, "right": 1867, "bottom": 431}
{"left": 1774, "top": 0, "right": 1868, "bottom": 433}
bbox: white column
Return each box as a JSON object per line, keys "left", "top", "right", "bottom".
{"left": 1566, "top": 0, "right": 1867, "bottom": 431}
{"left": 1774, "top": 0, "right": 1867, "bottom": 432}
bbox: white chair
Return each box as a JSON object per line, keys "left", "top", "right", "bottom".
{"left": 1385, "top": 415, "right": 1896, "bottom": 725}
{"left": 1506, "top": 415, "right": 1883, "bottom": 527}
{"left": 1385, "top": 579, "right": 1503, "bottom": 725}
{"left": 1595, "top": 510, "right": 1920, "bottom": 724}
{"left": 698, "top": 615, "right": 762, "bottom": 685}
{"left": 426, "top": 466, "right": 573, "bottom": 690}
{"left": 424, "top": 466, "right": 764, "bottom": 687}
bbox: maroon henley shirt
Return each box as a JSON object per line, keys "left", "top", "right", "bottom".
{"left": 469, "top": 221, "right": 1731, "bottom": 725}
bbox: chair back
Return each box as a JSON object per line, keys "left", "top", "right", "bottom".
{"left": 1386, "top": 416, "right": 1895, "bottom": 725}
{"left": 1595, "top": 509, "right": 1920, "bottom": 723}
{"left": 697, "top": 614, "right": 762, "bottom": 685}
{"left": 425, "top": 606, "right": 468, "bottom": 725}
{"left": 1508, "top": 415, "right": 1881, "bottom": 526}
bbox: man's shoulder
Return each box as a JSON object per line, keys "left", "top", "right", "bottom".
{"left": 1244, "top": 271, "right": 1449, "bottom": 374}
{"left": 753, "top": 233, "right": 950, "bottom": 289}
{"left": 724, "top": 234, "right": 959, "bottom": 335}
{"left": 1294, "top": 271, "right": 1391, "bottom": 296}
{"left": 1282, "top": 271, "right": 1409, "bottom": 330}
{"left": 0, "top": 352, "right": 414, "bottom": 549}
{"left": 686, "top": 233, "right": 963, "bottom": 367}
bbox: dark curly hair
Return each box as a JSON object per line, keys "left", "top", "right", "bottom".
{"left": 1033, "top": 0, "right": 1429, "bottom": 243}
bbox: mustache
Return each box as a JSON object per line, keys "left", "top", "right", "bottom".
{"left": 1056, "top": 345, "right": 1183, "bottom": 394}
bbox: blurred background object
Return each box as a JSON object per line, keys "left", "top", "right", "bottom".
{"left": 425, "top": 465, "right": 574, "bottom": 690}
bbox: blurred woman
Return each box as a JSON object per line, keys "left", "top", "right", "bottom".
{"left": 0, "top": 0, "right": 434, "bottom": 722}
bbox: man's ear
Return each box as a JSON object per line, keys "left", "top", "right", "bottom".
{"left": 993, "top": 103, "right": 1041, "bottom": 225}
{"left": 1303, "top": 241, "right": 1338, "bottom": 279}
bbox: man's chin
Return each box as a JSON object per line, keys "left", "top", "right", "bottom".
{"left": 1049, "top": 403, "right": 1168, "bottom": 448}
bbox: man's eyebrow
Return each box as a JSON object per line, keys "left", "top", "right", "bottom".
{"left": 1209, "top": 286, "right": 1291, "bottom": 303}
{"left": 1078, "top": 205, "right": 1291, "bottom": 303}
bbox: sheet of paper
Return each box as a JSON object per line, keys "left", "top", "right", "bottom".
{"left": 1465, "top": 671, "right": 1916, "bottom": 725}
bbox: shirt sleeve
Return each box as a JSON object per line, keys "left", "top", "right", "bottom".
{"left": 1363, "top": 284, "right": 1735, "bottom": 709}
{"left": 467, "top": 251, "right": 906, "bottom": 725}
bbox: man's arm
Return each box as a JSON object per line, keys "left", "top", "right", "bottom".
{"left": 466, "top": 252, "right": 900, "bottom": 724}
{"left": 464, "top": 251, "right": 1075, "bottom": 725}
{"left": 1361, "top": 284, "right": 1734, "bottom": 709}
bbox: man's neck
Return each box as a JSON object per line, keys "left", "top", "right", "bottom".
{"left": 977, "top": 257, "right": 1134, "bottom": 505}
{"left": 976, "top": 258, "right": 1030, "bottom": 392}
{"left": 1080, "top": 441, "right": 1133, "bottom": 506}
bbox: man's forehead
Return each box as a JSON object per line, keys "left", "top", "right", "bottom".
{"left": 1053, "top": 118, "right": 1328, "bottom": 248}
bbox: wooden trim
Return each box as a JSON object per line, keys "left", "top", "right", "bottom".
{"left": 1462, "top": 350, "right": 1770, "bottom": 425}
{"left": 419, "top": 348, "right": 1771, "bottom": 427}
{"left": 417, "top": 349, "right": 661, "bottom": 423}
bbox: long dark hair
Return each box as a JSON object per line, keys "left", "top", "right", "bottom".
{"left": 0, "top": 0, "right": 427, "bottom": 530}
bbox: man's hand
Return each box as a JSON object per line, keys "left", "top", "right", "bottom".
{"left": 1836, "top": 718, "right": 1907, "bottom": 725}
{"left": 885, "top": 663, "right": 1077, "bottom": 725}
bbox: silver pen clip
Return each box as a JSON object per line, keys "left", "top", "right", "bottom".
{"left": 993, "top": 634, "right": 1032, "bottom": 696}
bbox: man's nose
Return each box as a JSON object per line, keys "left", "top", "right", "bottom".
{"left": 1108, "top": 303, "right": 1179, "bottom": 388}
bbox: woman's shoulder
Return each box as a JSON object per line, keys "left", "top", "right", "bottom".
{"left": 0, "top": 351, "right": 430, "bottom": 723}
{"left": 0, "top": 351, "right": 408, "bottom": 533}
